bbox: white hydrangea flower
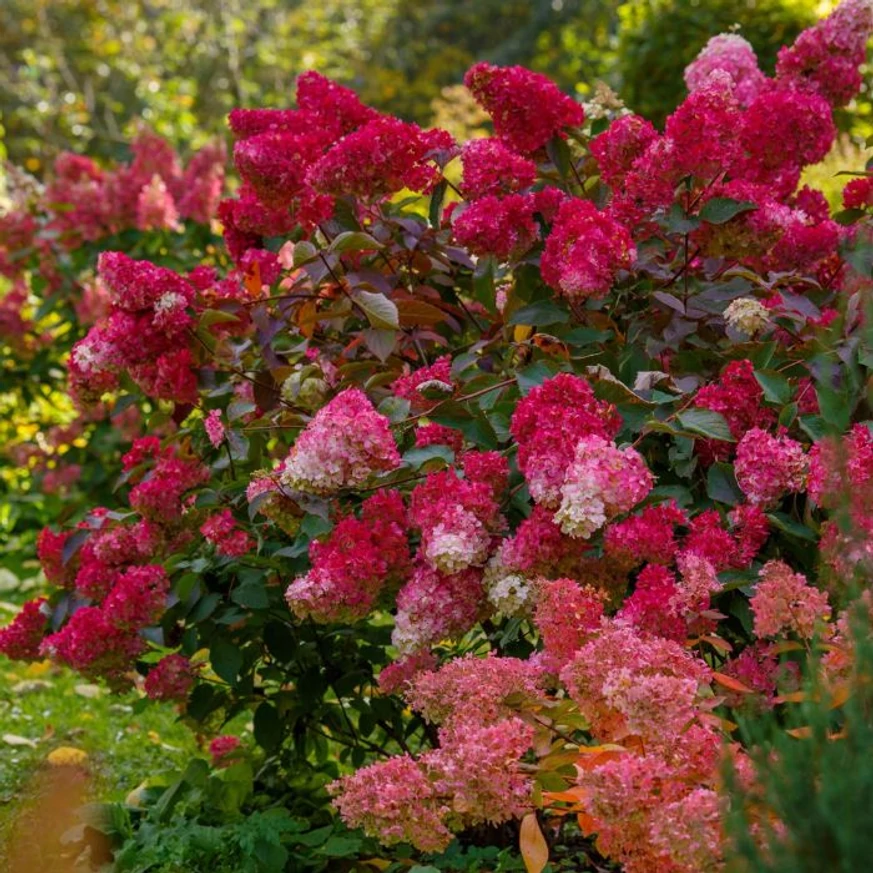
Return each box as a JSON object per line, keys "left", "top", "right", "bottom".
{"left": 724, "top": 297, "right": 770, "bottom": 336}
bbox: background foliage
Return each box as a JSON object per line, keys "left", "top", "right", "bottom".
{"left": 0, "top": 0, "right": 862, "bottom": 169}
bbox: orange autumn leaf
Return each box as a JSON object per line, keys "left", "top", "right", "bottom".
{"left": 243, "top": 259, "right": 262, "bottom": 297}
{"left": 712, "top": 671, "right": 756, "bottom": 694}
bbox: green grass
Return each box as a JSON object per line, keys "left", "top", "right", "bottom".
{"left": 0, "top": 653, "right": 200, "bottom": 863}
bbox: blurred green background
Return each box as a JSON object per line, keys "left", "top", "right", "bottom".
{"left": 0, "top": 0, "right": 866, "bottom": 172}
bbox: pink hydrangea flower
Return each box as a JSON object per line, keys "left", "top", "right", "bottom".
{"left": 734, "top": 428, "right": 808, "bottom": 507}
{"left": 330, "top": 718, "right": 533, "bottom": 851}
{"left": 331, "top": 754, "right": 454, "bottom": 852}
{"left": 534, "top": 578, "right": 605, "bottom": 673}
{"left": 410, "top": 470, "right": 502, "bottom": 574}
{"left": 555, "top": 435, "right": 653, "bottom": 538}
{"left": 510, "top": 373, "right": 621, "bottom": 508}
{"left": 560, "top": 620, "right": 711, "bottom": 743}
{"left": 684, "top": 34, "right": 766, "bottom": 107}
{"left": 135, "top": 173, "right": 181, "bottom": 232}
{"left": 209, "top": 735, "right": 243, "bottom": 767}
{"left": 751, "top": 560, "right": 830, "bottom": 639}
{"left": 280, "top": 388, "right": 400, "bottom": 494}
{"left": 404, "top": 653, "right": 542, "bottom": 728}
{"left": 204, "top": 409, "right": 225, "bottom": 448}
{"left": 392, "top": 564, "right": 484, "bottom": 655}
{"left": 378, "top": 650, "right": 437, "bottom": 696}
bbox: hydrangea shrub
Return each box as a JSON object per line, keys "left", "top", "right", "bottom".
{"left": 3, "top": 4, "right": 873, "bottom": 869}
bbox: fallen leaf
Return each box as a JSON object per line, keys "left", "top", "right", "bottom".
{"left": 520, "top": 813, "right": 549, "bottom": 873}
{"left": 46, "top": 746, "right": 89, "bottom": 767}
{"left": 11, "top": 680, "right": 53, "bottom": 694}
{"left": 73, "top": 683, "right": 102, "bottom": 699}
{"left": 3, "top": 734, "right": 38, "bottom": 748}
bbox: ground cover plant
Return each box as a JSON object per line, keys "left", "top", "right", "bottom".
{"left": 2, "top": 1, "right": 873, "bottom": 870}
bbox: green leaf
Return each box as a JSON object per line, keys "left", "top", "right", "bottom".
{"left": 351, "top": 290, "right": 399, "bottom": 329}
{"left": 677, "top": 408, "right": 735, "bottom": 441}
{"left": 231, "top": 580, "right": 269, "bottom": 610}
{"left": 507, "top": 300, "right": 571, "bottom": 327}
{"left": 254, "top": 702, "right": 283, "bottom": 751}
{"left": 665, "top": 203, "right": 701, "bottom": 234}
{"left": 800, "top": 415, "right": 828, "bottom": 443}
{"left": 198, "top": 309, "right": 240, "bottom": 328}
{"left": 754, "top": 370, "right": 792, "bottom": 405}
{"left": 516, "top": 361, "right": 558, "bottom": 395}
{"left": 833, "top": 208, "right": 866, "bottom": 226}
{"left": 402, "top": 445, "right": 455, "bottom": 469}
{"left": 546, "top": 135, "right": 572, "bottom": 181}
{"left": 319, "top": 835, "right": 363, "bottom": 857}
{"left": 766, "top": 511, "right": 817, "bottom": 541}
{"left": 253, "top": 837, "right": 288, "bottom": 871}
{"left": 698, "top": 198, "right": 757, "bottom": 225}
{"left": 429, "top": 179, "right": 448, "bottom": 228}
{"left": 329, "top": 231, "right": 383, "bottom": 253}
{"left": 361, "top": 328, "right": 397, "bottom": 361}
{"left": 293, "top": 240, "right": 318, "bottom": 266}
{"left": 210, "top": 639, "right": 243, "bottom": 685}
{"left": 706, "top": 463, "right": 743, "bottom": 506}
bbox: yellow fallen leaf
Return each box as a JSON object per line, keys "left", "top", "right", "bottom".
{"left": 24, "top": 660, "right": 53, "bottom": 677}
{"left": 46, "top": 746, "right": 89, "bottom": 767}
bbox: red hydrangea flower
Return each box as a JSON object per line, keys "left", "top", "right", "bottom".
{"left": 464, "top": 63, "right": 584, "bottom": 155}
{"left": 144, "top": 653, "right": 197, "bottom": 701}
{"left": 286, "top": 490, "right": 410, "bottom": 623}
{"left": 0, "top": 598, "right": 48, "bottom": 662}
{"left": 540, "top": 198, "right": 635, "bottom": 302}
{"left": 590, "top": 114, "right": 659, "bottom": 188}
{"left": 776, "top": 0, "right": 873, "bottom": 107}
{"left": 452, "top": 194, "right": 539, "bottom": 260}
{"left": 693, "top": 359, "right": 775, "bottom": 463}
{"left": 391, "top": 356, "right": 454, "bottom": 410}
{"left": 308, "top": 117, "right": 456, "bottom": 199}
{"left": 460, "top": 138, "right": 537, "bottom": 199}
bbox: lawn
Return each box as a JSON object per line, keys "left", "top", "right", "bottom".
{"left": 0, "top": 626, "right": 200, "bottom": 867}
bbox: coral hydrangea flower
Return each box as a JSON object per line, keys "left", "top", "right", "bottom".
{"left": 751, "top": 560, "right": 830, "bottom": 639}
